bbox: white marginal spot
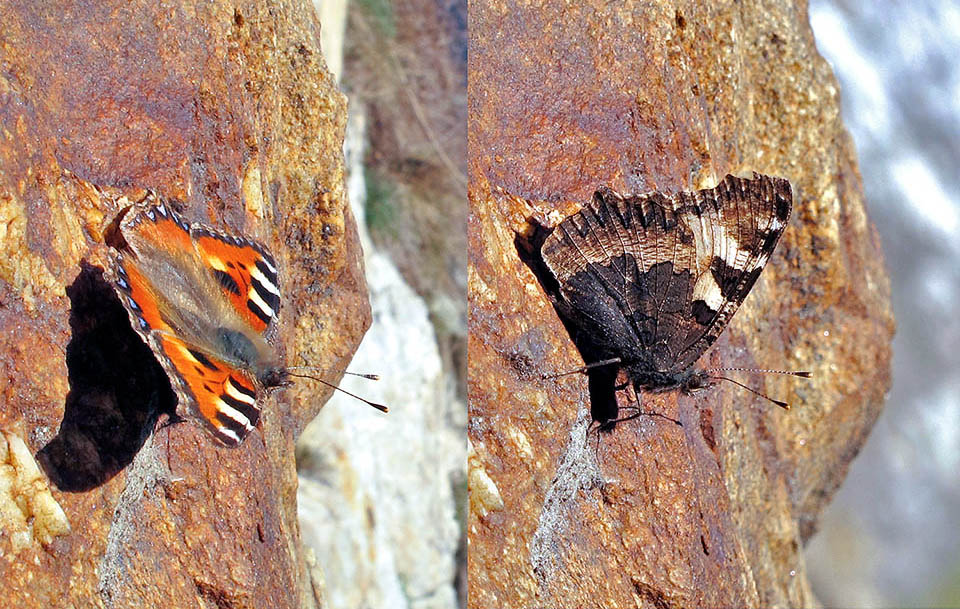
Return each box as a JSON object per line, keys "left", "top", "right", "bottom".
{"left": 156, "top": 203, "right": 167, "bottom": 216}
{"left": 259, "top": 255, "right": 277, "bottom": 275}
{"left": 768, "top": 216, "right": 784, "bottom": 232}
{"left": 693, "top": 272, "right": 724, "bottom": 310}
{"left": 216, "top": 427, "right": 241, "bottom": 444}
{"left": 247, "top": 286, "right": 275, "bottom": 318}
{"left": 216, "top": 399, "right": 254, "bottom": 430}
{"left": 250, "top": 265, "right": 280, "bottom": 296}
{"left": 224, "top": 378, "right": 257, "bottom": 406}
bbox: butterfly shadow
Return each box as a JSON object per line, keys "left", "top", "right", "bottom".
{"left": 36, "top": 261, "right": 177, "bottom": 492}
{"left": 514, "top": 223, "right": 627, "bottom": 430}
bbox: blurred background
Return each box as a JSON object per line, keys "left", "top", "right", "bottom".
{"left": 805, "top": 2, "right": 960, "bottom": 607}
{"left": 295, "top": 1, "right": 467, "bottom": 608}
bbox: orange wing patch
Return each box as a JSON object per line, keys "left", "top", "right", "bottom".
{"left": 193, "top": 231, "right": 280, "bottom": 334}
{"left": 151, "top": 333, "right": 261, "bottom": 447}
{"left": 121, "top": 198, "right": 194, "bottom": 255}
{"left": 113, "top": 257, "right": 173, "bottom": 336}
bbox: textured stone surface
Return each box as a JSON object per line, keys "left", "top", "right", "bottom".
{"left": 0, "top": 428, "right": 71, "bottom": 554}
{"left": 467, "top": 1, "right": 894, "bottom": 608}
{"left": 0, "top": 1, "right": 365, "bottom": 607}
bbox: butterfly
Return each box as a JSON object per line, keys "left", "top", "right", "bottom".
{"left": 536, "top": 172, "right": 807, "bottom": 418}
{"left": 105, "top": 191, "right": 386, "bottom": 447}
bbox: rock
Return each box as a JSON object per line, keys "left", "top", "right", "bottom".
{"left": 0, "top": 1, "right": 364, "bottom": 606}
{"left": 467, "top": 2, "right": 894, "bottom": 608}
{"left": 0, "top": 428, "right": 71, "bottom": 554}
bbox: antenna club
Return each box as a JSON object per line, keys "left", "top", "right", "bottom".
{"left": 284, "top": 370, "right": 388, "bottom": 413}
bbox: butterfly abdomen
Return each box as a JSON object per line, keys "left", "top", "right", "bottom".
{"left": 215, "top": 327, "right": 261, "bottom": 367}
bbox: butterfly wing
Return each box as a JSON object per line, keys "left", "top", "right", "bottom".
{"left": 109, "top": 198, "right": 201, "bottom": 349}
{"left": 148, "top": 332, "right": 261, "bottom": 446}
{"left": 192, "top": 228, "right": 280, "bottom": 334}
{"left": 541, "top": 173, "right": 792, "bottom": 374}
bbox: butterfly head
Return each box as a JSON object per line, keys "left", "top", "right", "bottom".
{"left": 260, "top": 366, "right": 292, "bottom": 390}
{"left": 678, "top": 370, "right": 716, "bottom": 395}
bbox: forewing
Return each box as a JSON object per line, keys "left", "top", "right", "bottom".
{"left": 192, "top": 228, "right": 280, "bottom": 335}
{"left": 110, "top": 196, "right": 203, "bottom": 367}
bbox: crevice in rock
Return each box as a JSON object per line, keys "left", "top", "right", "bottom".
{"left": 96, "top": 439, "right": 168, "bottom": 607}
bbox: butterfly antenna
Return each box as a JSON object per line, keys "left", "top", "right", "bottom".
{"left": 708, "top": 375, "right": 791, "bottom": 410}
{"left": 706, "top": 367, "right": 811, "bottom": 378}
{"left": 285, "top": 371, "right": 389, "bottom": 413}
{"left": 287, "top": 366, "right": 380, "bottom": 381}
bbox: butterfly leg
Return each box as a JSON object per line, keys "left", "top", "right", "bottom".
{"left": 542, "top": 357, "right": 622, "bottom": 380}
{"left": 156, "top": 410, "right": 187, "bottom": 432}
{"left": 607, "top": 384, "right": 683, "bottom": 428}
{"left": 607, "top": 406, "right": 683, "bottom": 428}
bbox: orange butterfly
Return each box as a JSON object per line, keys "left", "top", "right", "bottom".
{"left": 107, "top": 192, "right": 385, "bottom": 446}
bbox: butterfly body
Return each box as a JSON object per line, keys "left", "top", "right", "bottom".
{"left": 108, "top": 194, "right": 283, "bottom": 446}
{"left": 539, "top": 173, "right": 793, "bottom": 407}
{"left": 626, "top": 367, "right": 713, "bottom": 395}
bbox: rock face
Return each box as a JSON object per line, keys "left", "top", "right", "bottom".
{"left": 0, "top": 1, "right": 365, "bottom": 607}
{"left": 467, "top": 2, "right": 894, "bottom": 608}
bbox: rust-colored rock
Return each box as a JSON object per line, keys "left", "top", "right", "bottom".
{"left": 0, "top": 1, "right": 366, "bottom": 607}
{"left": 467, "top": 1, "right": 893, "bottom": 608}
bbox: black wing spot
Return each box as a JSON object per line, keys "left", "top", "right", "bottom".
{"left": 774, "top": 193, "right": 791, "bottom": 221}
{"left": 222, "top": 389, "right": 260, "bottom": 426}
{"left": 215, "top": 411, "right": 249, "bottom": 436}
{"left": 709, "top": 257, "right": 745, "bottom": 300}
{"left": 246, "top": 300, "right": 272, "bottom": 326}
{"left": 251, "top": 274, "right": 280, "bottom": 314}
{"left": 213, "top": 269, "right": 242, "bottom": 295}
{"left": 188, "top": 349, "right": 220, "bottom": 371}
{"left": 691, "top": 300, "right": 716, "bottom": 325}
